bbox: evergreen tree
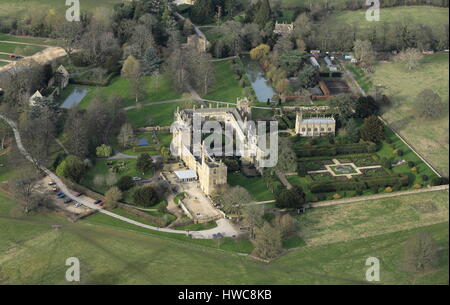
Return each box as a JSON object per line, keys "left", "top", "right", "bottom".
{"left": 346, "top": 118, "right": 360, "bottom": 143}
{"left": 191, "top": 0, "right": 215, "bottom": 25}
{"left": 360, "top": 115, "right": 385, "bottom": 143}
{"left": 142, "top": 48, "right": 161, "bottom": 75}
{"left": 253, "top": 0, "right": 272, "bottom": 27}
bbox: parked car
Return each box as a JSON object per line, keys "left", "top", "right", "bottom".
{"left": 132, "top": 177, "right": 142, "bottom": 181}
{"left": 48, "top": 181, "right": 56, "bottom": 186}
{"left": 74, "top": 203, "right": 82, "bottom": 208}
{"left": 74, "top": 192, "right": 82, "bottom": 197}
{"left": 52, "top": 187, "right": 59, "bottom": 192}
{"left": 56, "top": 192, "right": 65, "bottom": 198}
{"left": 94, "top": 200, "right": 102, "bottom": 205}
{"left": 64, "top": 199, "right": 73, "bottom": 204}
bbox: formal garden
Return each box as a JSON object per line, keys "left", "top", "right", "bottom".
{"left": 286, "top": 122, "right": 441, "bottom": 202}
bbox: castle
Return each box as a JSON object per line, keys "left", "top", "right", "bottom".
{"left": 171, "top": 98, "right": 266, "bottom": 195}
{"left": 295, "top": 112, "right": 336, "bottom": 137}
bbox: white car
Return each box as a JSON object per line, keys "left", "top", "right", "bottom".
{"left": 74, "top": 203, "right": 82, "bottom": 208}
{"left": 132, "top": 177, "right": 142, "bottom": 181}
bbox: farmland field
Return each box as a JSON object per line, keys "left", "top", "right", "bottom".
{"left": 371, "top": 53, "right": 449, "bottom": 176}
{"left": 333, "top": 6, "right": 449, "bottom": 30}
{"left": 0, "top": 189, "right": 447, "bottom": 284}
{"left": 0, "top": 0, "right": 123, "bottom": 20}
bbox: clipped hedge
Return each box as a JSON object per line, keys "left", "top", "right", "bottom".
{"left": 309, "top": 174, "right": 411, "bottom": 193}
{"left": 296, "top": 142, "right": 377, "bottom": 157}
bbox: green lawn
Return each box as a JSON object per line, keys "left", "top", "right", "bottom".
{"left": 0, "top": 33, "right": 59, "bottom": 46}
{"left": 126, "top": 101, "right": 182, "bottom": 128}
{"left": 1, "top": 188, "right": 447, "bottom": 284}
{"left": 228, "top": 172, "right": 275, "bottom": 202}
{"left": 371, "top": 53, "right": 449, "bottom": 176}
{"left": 0, "top": 41, "right": 45, "bottom": 56}
{"left": 78, "top": 74, "right": 182, "bottom": 109}
{"left": 80, "top": 159, "right": 151, "bottom": 195}
{"left": 0, "top": 0, "right": 123, "bottom": 21}
{"left": 333, "top": 6, "right": 449, "bottom": 30}
{"left": 203, "top": 59, "right": 245, "bottom": 103}
{"left": 0, "top": 153, "right": 13, "bottom": 182}
{"left": 298, "top": 189, "right": 449, "bottom": 247}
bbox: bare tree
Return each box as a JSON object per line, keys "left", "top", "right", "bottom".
{"left": 353, "top": 39, "right": 376, "bottom": 72}
{"left": 242, "top": 204, "right": 264, "bottom": 238}
{"left": 9, "top": 167, "right": 41, "bottom": 213}
{"left": 394, "top": 48, "right": 423, "bottom": 70}
{"left": 117, "top": 123, "right": 135, "bottom": 149}
{"left": 217, "top": 185, "right": 254, "bottom": 215}
{"left": 254, "top": 222, "right": 282, "bottom": 259}
{"left": 105, "top": 186, "right": 122, "bottom": 209}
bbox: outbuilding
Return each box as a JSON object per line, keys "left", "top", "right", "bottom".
{"left": 174, "top": 170, "right": 198, "bottom": 182}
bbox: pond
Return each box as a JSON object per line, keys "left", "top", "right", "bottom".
{"left": 60, "top": 88, "right": 89, "bottom": 109}
{"left": 241, "top": 55, "right": 276, "bottom": 103}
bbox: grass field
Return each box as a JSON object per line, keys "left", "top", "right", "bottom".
{"left": 0, "top": 41, "right": 45, "bottom": 56}
{"left": 203, "top": 59, "right": 245, "bottom": 102}
{"left": 0, "top": 0, "right": 123, "bottom": 20}
{"left": 0, "top": 33, "right": 58, "bottom": 46}
{"left": 126, "top": 101, "right": 183, "bottom": 128}
{"left": 228, "top": 173, "right": 276, "bottom": 202}
{"left": 333, "top": 6, "right": 449, "bottom": 30}
{"left": 371, "top": 53, "right": 449, "bottom": 176}
{"left": 0, "top": 189, "right": 447, "bottom": 284}
{"left": 77, "top": 74, "right": 182, "bottom": 109}
{"left": 298, "top": 189, "right": 449, "bottom": 247}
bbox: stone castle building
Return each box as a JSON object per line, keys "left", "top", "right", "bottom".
{"left": 295, "top": 112, "right": 336, "bottom": 137}
{"left": 274, "top": 22, "right": 294, "bottom": 35}
{"left": 171, "top": 98, "right": 266, "bottom": 195}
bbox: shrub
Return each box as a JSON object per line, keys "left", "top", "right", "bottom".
{"left": 385, "top": 186, "right": 393, "bottom": 193}
{"left": 431, "top": 177, "right": 442, "bottom": 186}
{"left": 393, "top": 149, "right": 403, "bottom": 156}
{"left": 413, "top": 184, "right": 422, "bottom": 189}
{"left": 411, "top": 167, "right": 418, "bottom": 173}
{"left": 408, "top": 161, "right": 415, "bottom": 168}
{"left": 133, "top": 186, "right": 160, "bottom": 207}
{"left": 116, "top": 175, "right": 134, "bottom": 191}
{"left": 332, "top": 193, "right": 341, "bottom": 199}
{"left": 422, "top": 175, "right": 429, "bottom": 182}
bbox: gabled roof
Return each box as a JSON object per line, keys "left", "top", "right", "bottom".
{"left": 56, "top": 65, "right": 69, "bottom": 77}
{"left": 30, "top": 90, "right": 43, "bottom": 100}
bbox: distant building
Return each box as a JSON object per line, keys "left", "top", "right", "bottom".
{"left": 55, "top": 65, "right": 70, "bottom": 89}
{"left": 310, "top": 57, "right": 320, "bottom": 68}
{"left": 274, "top": 22, "right": 294, "bottom": 35}
{"left": 174, "top": 0, "right": 195, "bottom": 5}
{"left": 185, "top": 34, "right": 209, "bottom": 53}
{"left": 29, "top": 90, "right": 44, "bottom": 106}
{"left": 295, "top": 112, "right": 335, "bottom": 137}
